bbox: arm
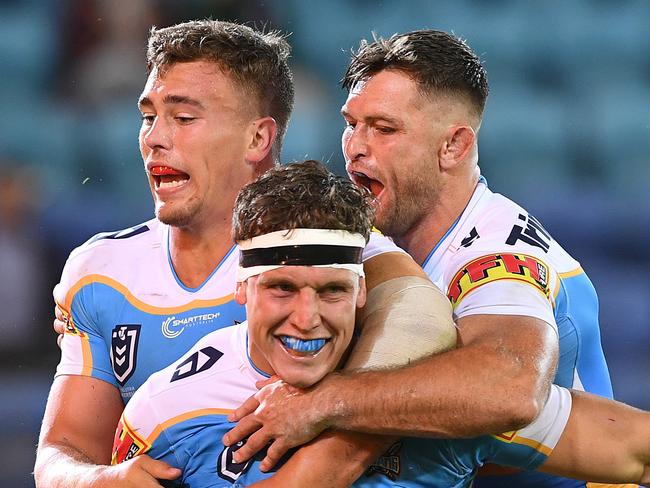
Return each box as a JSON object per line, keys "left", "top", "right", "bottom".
{"left": 226, "top": 311, "right": 557, "bottom": 466}
{"left": 228, "top": 252, "right": 458, "bottom": 483}
{"left": 34, "top": 375, "right": 180, "bottom": 488}
{"left": 540, "top": 390, "right": 650, "bottom": 483}
{"left": 305, "top": 313, "right": 556, "bottom": 436}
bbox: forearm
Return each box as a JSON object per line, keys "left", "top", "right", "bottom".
{"left": 311, "top": 318, "right": 556, "bottom": 438}
{"left": 34, "top": 444, "right": 110, "bottom": 488}
{"left": 541, "top": 390, "right": 650, "bottom": 484}
{"left": 253, "top": 432, "right": 395, "bottom": 488}
{"left": 34, "top": 376, "right": 125, "bottom": 488}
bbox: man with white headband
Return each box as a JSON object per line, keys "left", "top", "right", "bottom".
{"left": 113, "top": 161, "right": 650, "bottom": 487}
{"left": 111, "top": 160, "right": 375, "bottom": 483}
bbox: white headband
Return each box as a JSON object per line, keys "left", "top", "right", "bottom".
{"left": 236, "top": 228, "right": 366, "bottom": 282}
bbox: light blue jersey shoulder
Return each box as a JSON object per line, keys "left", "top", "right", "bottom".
{"left": 55, "top": 218, "right": 246, "bottom": 402}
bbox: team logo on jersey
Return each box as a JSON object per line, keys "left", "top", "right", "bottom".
{"left": 447, "top": 253, "right": 550, "bottom": 307}
{"left": 111, "top": 325, "right": 141, "bottom": 386}
{"left": 460, "top": 227, "right": 480, "bottom": 248}
{"left": 506, "top": 213, "right": 551, "bottom": 253}
{"left": 112, "top": 417, "right": 150, "bottom": 465}
{"left": 161, "top": 312, "right": 222, "bottom": 339}
{"left": 217, "top": 440, "right": 253, "bottom": 482}
{"left": 365, "top": 441, "right": 402, "bottom": 481}
{"left": 170, "top": 346, "right": 223, "bottom": 383}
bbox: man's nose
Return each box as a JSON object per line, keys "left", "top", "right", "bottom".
{"left": 343, "top": 125, "right": 368, "bottom": 162}
{"left": 290, "top": 289, "right": 322, "bottom": 332}
{"left": 142, "top": 117, "right": 172, "bottom": 151}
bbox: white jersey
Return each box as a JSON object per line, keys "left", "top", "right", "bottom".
{"left": 54, "top": 218, "right": 402, "bottom": 402}
{"left": 424, "top": 178, "right": 612, "bottom": 488}
{"left": 422, "top": 178, "right": 611, "bottom": 397}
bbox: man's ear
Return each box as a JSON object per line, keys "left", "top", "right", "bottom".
{"left": 439, "top": 125, "right": 476, "bottom": 170}
{"left": 356, "top": 277, "right": 367, "bottom": 309}
{"left": 235, "top": 281, "right": 248, "bottom": 305}
{"left": 245, "top": 116, "right": 277, "bottom": 164}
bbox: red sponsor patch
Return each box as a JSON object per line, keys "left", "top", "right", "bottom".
{"left": 447, "top": 253, "right": 550, "bottom": 308}
{"left": 112, "top": 417, "right": 149, "bottom": 465}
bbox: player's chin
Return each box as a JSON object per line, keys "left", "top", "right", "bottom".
{"left": 277, "top": 363, "right": 330, "bottom": 389}
{"left": 155, "top": 202, "right": 194, "bottom": 227}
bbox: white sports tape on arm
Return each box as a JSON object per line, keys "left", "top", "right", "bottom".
{"left": 345, "top": 276, "right": 457, "bottom": 370}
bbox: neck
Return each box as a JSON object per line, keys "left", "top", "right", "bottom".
{"left": 168, "top": 216, "right": 234, "bottom": 289}
{"left": 394, "top": 169, "right": 480, "bottom": 265}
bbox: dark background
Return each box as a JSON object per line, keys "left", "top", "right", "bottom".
{"left": 1, "top": 1, "right": 648, "bottom": 486}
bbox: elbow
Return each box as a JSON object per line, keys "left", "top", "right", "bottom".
{"left": 501, "top": 382, "right": 547, "bottom": 430}
{"left": 33, "top": 450, "right": 49, "bottom": 488}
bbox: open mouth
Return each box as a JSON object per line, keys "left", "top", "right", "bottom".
{"left": 278, "top": 335, "right": 329, "bottom": 357}
{"left": 150, "top": 165, "right": 190, "bottom": 190}
{"left": 350, "top": 171, "right": 384, "bottom": 198}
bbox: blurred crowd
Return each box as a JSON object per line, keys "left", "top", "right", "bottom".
{"left": 0, "top": 1, "right": 648, "bottom": 486}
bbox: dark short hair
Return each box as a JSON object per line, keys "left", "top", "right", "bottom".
{"left": 343, "top": 30, "right": 489, "bottom": 117}
{"left": 233, "top": 160, "right": 374, "bottom": 242}
{"left": 147, "top": 19, "right": 294, "bottom": 160}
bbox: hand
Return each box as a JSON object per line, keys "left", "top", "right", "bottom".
{"left": 54, "top": 305, "right": 67, "bottom": 348}
{"left": 97, "top": 456, "right": 181, "bottom": 487}
{"left": 222, "top": 379, "right": 328, "bottom": 472}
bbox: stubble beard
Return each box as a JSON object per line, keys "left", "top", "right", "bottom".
{"left": 155, "top": 198, "right": 201, "bottom": 228}
{"left": 376, "top": 177, "right": 435, "bottom": 241}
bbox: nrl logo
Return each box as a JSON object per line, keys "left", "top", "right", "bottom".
{"left": 110, "top": 324, "right": 141, "bottom": 386}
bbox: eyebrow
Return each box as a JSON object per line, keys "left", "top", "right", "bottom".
{"left": 340, "top": 108, "right": 401, "bottom": 126}
{"left": 138, "top": 94, "right": 206, "bottom": 110}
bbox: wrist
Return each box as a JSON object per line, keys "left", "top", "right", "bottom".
{"left": 79, "top": 464, "right": 114, "bottom": 488}
{"left": 312, "top": 372, "right": 348, "bottom": 430}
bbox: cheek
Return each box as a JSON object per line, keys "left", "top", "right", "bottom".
{"left": 138, "top": 130, "right": 148, "bottom": 154}
{"left": 341, "top": 132, "right": 352, "bottom": 158}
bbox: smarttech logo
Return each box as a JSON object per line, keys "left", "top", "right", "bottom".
{"left": 161, "top": 312, "right": 221, "bottom": 339}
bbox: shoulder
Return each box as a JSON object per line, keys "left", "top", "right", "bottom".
{"left": 363, "top": 230, "right": 406, "bottom": 261}
{"left": 142, "top": 323, "right": 255, "bottom": 410}
{"left": 448, "top": 190, "right": 557, "bottom": 267}
{"left": 54, "top": 219, "right": 161, "bottom": 304}
{"left": 121, "top": 324, "right": 253, "bottom": 447}
{"left": 70, "top": 219, "right": 160, "bottom": 264}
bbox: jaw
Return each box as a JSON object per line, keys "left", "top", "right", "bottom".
{"left": 268, "top": 335, "right": 337, "bottom": 388}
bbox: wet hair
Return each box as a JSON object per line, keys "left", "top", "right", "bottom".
{"left": 233, "top": 160, "right": 374, "bottom": 242}
{"left": 343, "top": 29, "right": 489, "bottom": 117}
{"left": 147, "top": 19, "right": 294, "bottom": 160}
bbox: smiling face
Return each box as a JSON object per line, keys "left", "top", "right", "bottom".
{"left": 138, "top": 60, "right": 266, "bottom": 230}
{"left": 236, "top": 266, "right": 366, "bottom": 388}
{"left": 341, "top": 69, "right": 449, "bottom": 240}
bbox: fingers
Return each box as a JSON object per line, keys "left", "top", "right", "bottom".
{"left": 259, "top": 439, "right": 290, "bottom": 472}
{"left": 223, "top": 414, "right": 262, "bottom": 447}
{"left": 55, "top": 305, "right": 65, "bottom": 322}
{"left": 138, "top": 456, "right": 182, "bottom": 481}
{"left": 53, "top": 318, "right": 66, "bottom": 335}
{"left": 227, "top": 394, "right": 261, "bottom": 423}
{"left": 231, "top": 427, "right": 275, "bottom": 464}
{"left": 53, "top": 305, "right": 67, "bottom": 338}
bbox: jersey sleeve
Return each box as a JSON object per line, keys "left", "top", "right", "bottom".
{"left": 482, "top": 384, "right": 572, "bottom": 470}
{"left": 53, "top": 249, "right": 118, "bottom": 387}
{"left": 362, "top": 231, "right": 406, "bottom": 261}
{"left": 445, "top": 250, "right": 558, "bottom": 331}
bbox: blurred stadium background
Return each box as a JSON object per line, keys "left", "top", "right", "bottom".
{"left": 1, "top": 1, "right": 648, "bottom": 486}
